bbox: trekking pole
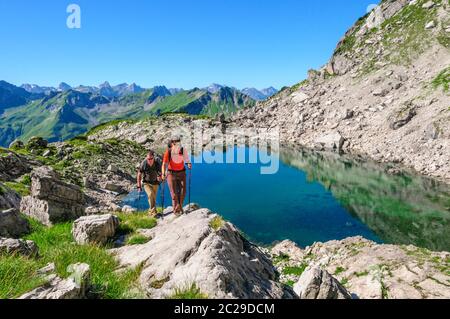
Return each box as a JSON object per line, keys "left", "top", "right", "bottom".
{"left": 137, "top": 187, "right": 142, "bottom": 212}
{"left": 188, "top": 168, "right": 192, "bottom": 210}
{"left": 160, "top": 180, "right": 165, "bottom": 220}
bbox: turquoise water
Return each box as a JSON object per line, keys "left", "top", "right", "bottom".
{"left": 124, "top": 146, "right": 450, "bottom": 250}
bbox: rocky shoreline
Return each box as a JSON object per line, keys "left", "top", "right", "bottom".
{"left": 1, "top": 146, "right": 449, "bottom": 299}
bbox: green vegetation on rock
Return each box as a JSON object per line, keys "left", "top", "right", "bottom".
{"left": 126, "top": 234, "right": 151, "bottom": 246}
{"left": 209, "top": 216, "right": 225, "bottom": 231}
{"left": 0, "top": 218, "right": 146, "bottom": 299}
{"left": 169, "top": 283, "right": 208, "bottom": 299}
{"left": 282, "top": 264, "right": 308, "bottom": 276}
{"left": 432, "top": 67, "right": 450, "bottom": 92}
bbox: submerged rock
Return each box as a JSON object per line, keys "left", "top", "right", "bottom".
{"left": 111, "top": 209, "right": 296, "bottom": 299}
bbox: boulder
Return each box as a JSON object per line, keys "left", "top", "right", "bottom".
{"left": 183, "top": 203, "right": 201, "bottom": 213}
{"left": 272, "top": 240, "right": 305, "bottom": 262}
{"left": 0, "top": 237, "right": 38, "bottom": 257}
{"left": 107, "top": 164, "right": 120, "bottom": 173}
{"left": 104, "top": 182, "right": 126, "bottom": 194}
{"left": 291, "top": 92, "right": 310, "bottom": 104}
{"left": 72, "top": 214, "right": 119, "bottom": 245}
{"left": 294, "top": 267, "right": 352, "bottom": 299}
{"left": 19, "top": 263, "right": 90, "bottom": 299}
{"left": 422, "top": 1, "right": 435, "bottom": 9}
{"left": 111, "top": 209, "right": 296, "bottom": 299}
{"left": 26, "top": 136, "right": 48, "bottom": 150}
{"left": 425, "top": 21, "right": 436, "bottom": 29}
{"left": 314, "top": 132, "right": 345, "bottom": 153}
{"left": 20, "top": 167, "right": 85, "bottom": 226}
{"left": 0, "top": 183, "right": 21, "bottom": 210}
{"left": 9, "top": 140, "right": 24, "bottom": 150}
{"left": 389, "top": 107, "right": 416, "bottom": 130}
{"left": 0, "top": 152, "right": 32, "bottom": 181}
{"left": 121, "top": 205, "right": 137, "bottom": 213}
{"left": 0, "top": 208, "right": 30, "bottom": 238}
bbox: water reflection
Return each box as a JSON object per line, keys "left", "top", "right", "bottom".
{"left": 281, "top": 148, "right": 450, "bottom": 251}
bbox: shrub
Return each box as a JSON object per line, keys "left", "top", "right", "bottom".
{"left": 209, "top": 216, "right": 224, "bottom": 231}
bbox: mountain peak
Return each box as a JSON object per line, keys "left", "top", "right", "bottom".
{"left": 241, "top": 87, "right": 278, "bottom": 101}
{"left": 58, "top": 82, "right": 72, "bottom": 92}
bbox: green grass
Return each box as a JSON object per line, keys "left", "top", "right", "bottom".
{"left": 273, "top": 253, "right": 290, "bottom": 264}
{"left": 432, "top": 67, "right": 450, "bottom": 92}
{"left": 0, "top": 255, "right": 47, "bottom": 299}
{"left": 355, "top": 270, "right": 370, "bottom": 277}
{"left": 290, "top": 79, "right": 309, "bottom": 91}
{"left": 340, "top": 277, "right": 349, "bottom": 287}
{"left": 0, "top": 219, "right": 146, "bottom": 299}
{"left": 3, "top": 181, "right": 30, "bottom": 196}
{"left": 116, "top": 212, "right": 157, "bottom": 234}
{"left": 169, "top": 283, "right": 208, "bottom": 299}
{"left": 209, "top": 216, "right": 225, "bottom": 231}
{"left": 285, "top": 280, "right": 296, "bottom": 288}
{"left": 282, "top": 264, "right": 308, "bottom": 276}
{"left": 86, "top": 119, "right": 136, "bottom": 137}
{"left": 126, "top": 234, "right": 151, "bottom": 246}
{"left": 334, "top": 266, "right": 346, "bottom": 276}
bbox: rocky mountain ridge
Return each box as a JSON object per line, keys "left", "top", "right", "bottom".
{"left": 231, "top": 0, "right": 450, "bottom": 183}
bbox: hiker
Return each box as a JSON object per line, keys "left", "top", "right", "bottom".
{"left": 137, "top": 150, "right": 163, "bottom": 217}
{"left": 162, "top": 136, "right": 192, "bottom": 215}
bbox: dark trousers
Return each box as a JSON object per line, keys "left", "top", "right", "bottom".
{"left": 167, "top": 170, "right": 186, "bottom": 211}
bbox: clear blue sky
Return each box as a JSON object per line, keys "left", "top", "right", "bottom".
{"left": 0, "top": 0, "right": 379, "bottom": 90}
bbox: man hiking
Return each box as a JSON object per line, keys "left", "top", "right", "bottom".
{"left": 162, "top": 136, "right": 192, "bottom": 215}
{"left": 137, "top": 150, "right": 163, "bottom": 217}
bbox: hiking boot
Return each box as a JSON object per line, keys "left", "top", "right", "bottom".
{"left": 149, "top": 209, "right": 157, "bottom": 218}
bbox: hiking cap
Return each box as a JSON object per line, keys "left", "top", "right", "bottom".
{"left": 171, "top": 135, "right": 181, "bottom": 142}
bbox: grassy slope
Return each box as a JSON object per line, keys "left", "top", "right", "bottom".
{"left": 0, "top": 86, "right": 253, "bottom": 147}
{"left": 0, "top": 213, "right": 157, "bottom": 299}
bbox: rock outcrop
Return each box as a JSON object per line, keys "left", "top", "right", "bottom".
{"left": 314, "top": 132, "right": 345, "bottom": 153}
{"left": 0, "top": 151, "right": 33, "bottom": 181}
{"left": 229, "top": 0, "right": 450, "bottom": 183}
{"left": 19, "top": 263, "right": 91, "bottom": 299}
{"left": 0, "top": 208, "right": 30, "bottom": 238}
{"left": 294, "top": 267, "right": 352, "bottom": 299}
{"left": 0, "top": 183, "right": 21, "bottom": 210}
{"left": 20, "top": 167, "right": 85, "bottom": 226}
{"left": 72, "top": 214, "right": 119, "bottom": 245}
{"left": 0, "top": 238, "right": 38, "bottom": 257}
{"left": 111, "top": 208, "right": 296, "bottom": 299}
{"left": 272, "top": 236, "right": 450, "bottom": 299}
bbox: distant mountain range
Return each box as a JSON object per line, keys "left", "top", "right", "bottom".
{"left": 19, "top": 82, "right": 278, "bottom": 101}
{"left": 0, "top": 80, "right": 264, "bottom": 147}
{"left": 241, "top": 87, "right": 278, "bottom": 101}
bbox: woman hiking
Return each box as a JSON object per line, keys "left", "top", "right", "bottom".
{"left": 162, "top": 136, "right": 192, "bottom": 216}
{"left": 137, "top": 150, "right": 163, "bottom": 217}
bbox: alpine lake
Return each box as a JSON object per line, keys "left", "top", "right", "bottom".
{"left": 123, "top": 146, "right": 450, "bottom": 252}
